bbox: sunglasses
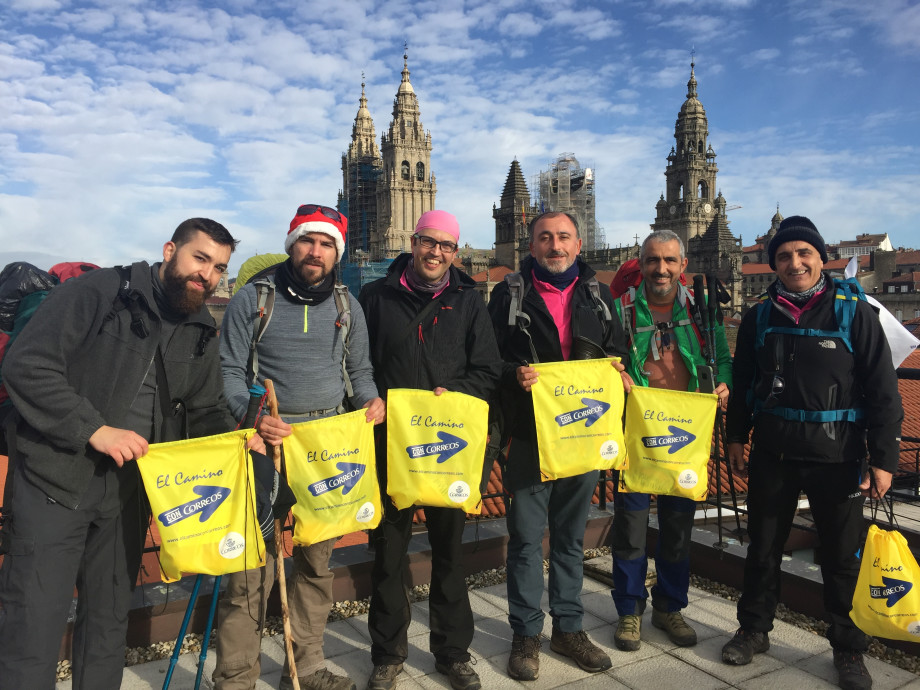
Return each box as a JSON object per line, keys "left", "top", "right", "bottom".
{"left": 414, "top": 234, "right": 458, "bottom": 254}
{"left": 297, "top": 204, "right": 344, "bottom": 223}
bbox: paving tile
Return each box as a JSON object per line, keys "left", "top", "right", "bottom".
{"left": 761, "top": 620, "right": 829, "bottom": 664}
{"left": 795, "top": 649, "right": 920, "bottom": 690}
{"left": 736, "top": 664, "right": 838, "bottom": 688}
{"left": 683, "top": 593, "right": 741, "bottom": 635}
{"left": 415, "top": 656, "right": 516, "bottom": 689}
{"left": 322, "top": 617, "right": 373, "bottom": 659}
{"left": 668, "top": 632, "right": 785, "bottom": 684}
{"left": 468, "top": 613, "right": 516, "bottom": 659}
{"left": 609, "top": 651, "right": 730, "bottom": 689}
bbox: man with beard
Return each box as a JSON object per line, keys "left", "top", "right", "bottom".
{"left": 609, "top": 230, "right": 731, "bottom": 652}
{"left": 215, "top": 204, "right": 383, "bottom": 690}
{"left": 359, "top": 210, "right": 501, "bottom": 690}
{"left": 0, "top": 218, "right": 247, "bottom": 689}
{"left": 488, "top": 211, "right": 627, "bottom": 681}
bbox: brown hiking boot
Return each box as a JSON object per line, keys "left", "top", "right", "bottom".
{"left": 550, "top": 629, "right": 612, "bottom": 673}
{"left": 652, "top": 609, "right": 698, "bottom": 647}
{"left": 614, "top": 614, "right": 642, "bottom": 651}
{"left": 279, "top": 668, "right": 356, "bottom": 690}
{"left": 507, "top": 633, "right": 541, "bottom": 680}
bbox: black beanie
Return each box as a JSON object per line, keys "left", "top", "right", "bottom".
{"left": 767, "top": 215, "right": 828, "bottom": 269}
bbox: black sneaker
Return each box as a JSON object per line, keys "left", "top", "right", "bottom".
{"left": 833, "top": 650, "right": 872, "bottom": 690}
{"left": 434, "top": 659, "right": 481, "bottom": 690}
{"left": 721, "top": 628, "right": 769, "bottom": 665}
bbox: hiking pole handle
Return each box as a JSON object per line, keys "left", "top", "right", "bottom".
{"left": 262, "top": 380, "right": 301, "bottom": 690}
{"left": 241, "top": 384, "right": 266, "bottom": 429}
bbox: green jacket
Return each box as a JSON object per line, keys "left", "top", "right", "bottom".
{"left": 614, "top": 280, "right": 732, "bottom": 391}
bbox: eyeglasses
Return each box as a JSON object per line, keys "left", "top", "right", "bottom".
{"left": 414, "top": 234, "right": 458, "bottom": 254}
{"left": 297, "top": 204, "right": 344, "bottom": 223}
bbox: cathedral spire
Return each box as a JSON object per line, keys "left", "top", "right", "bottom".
{"left": 398, "top": 45, "right": 414, "bottom": 94}
{"left": 687, "top": 59, "right": 698, "bottom": 99}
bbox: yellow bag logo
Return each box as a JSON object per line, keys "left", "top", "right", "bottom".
{"left": 851, "top": 525, "right": 920, "bottom": 641}
{"left": 137, "top": 429, "right": 265, "bottom": 583}
{"left": 386, "top": 389, "right": 488, "bottom": 514}
{"left": 531, "top": 358, "right": 626, "bottom": 481}
{"left": 619, "top": 386, "right": 717, "bottom": 500}
{"left": 284, "top": 410, "right": 381, "bottom": 546}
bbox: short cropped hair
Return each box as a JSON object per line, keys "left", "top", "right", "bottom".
{"left": 640, "top": 229, "right": 685, "bottom": 262}
{"left": 528, "top": 211, "right": 580, "bottom": 242}
{"left": 171, "top": 218, "right": 240, "bottom": 252}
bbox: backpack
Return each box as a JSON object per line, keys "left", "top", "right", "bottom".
{"left": 617, "top": 284, "right": 706, "bottom": 363}
{"left": 749, "top": 277, "right": 867, "bottom": 424}
{"left": 244, "top": 268, "right": 355, "bottom": 400}
{"left": 504, "top": 271, "right": 611, "bottom": 364}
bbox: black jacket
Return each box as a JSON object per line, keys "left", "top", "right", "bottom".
{"left": 488, "top": 256, "right": 629, "bottom": 491}
{"left": 2, "top": 262, "right": 237, "bottom": 509}
{"left": 726, "top": 274, "right": 903, "bottom": 472}
{"left": 358, "top": 253, "right": 501, "bottom": 401}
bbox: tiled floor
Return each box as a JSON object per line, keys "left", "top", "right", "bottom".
{"left": 58, "top": 556, "right": 920, "bottom": 689}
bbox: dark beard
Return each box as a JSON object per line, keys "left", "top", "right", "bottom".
{"left": 162, "top": 260, "right": 212, "bottom": 315}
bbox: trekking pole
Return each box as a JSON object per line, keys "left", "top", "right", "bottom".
{"left": 717, "top": 416, "right": 744, "bottom": 543}
{"left": 706, "top": 274, "right": 732, "bottom": 551}
{"left": 193, "top": 574, "right": 222, "bottom": 690}
{"left": 264, "top": 379, "right": 301, "bottom": 690}
{"left": 162, "top": 574, "right": 203, "bottom": 690}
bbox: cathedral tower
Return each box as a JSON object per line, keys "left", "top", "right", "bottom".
{"left": 339, "top": 78, "right": 382, "bottom": 262}
{"left": 493, "top": 159, "right": 536, "bottom": 270}
{"left": 652, "top": 61, "right": 720, "bottom": 246}
{"left": 375, "top": 52, "right": 437, "bottom": 259}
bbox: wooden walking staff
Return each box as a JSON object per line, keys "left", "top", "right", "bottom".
{"left": 264, "top": 379, "right": 300, "bottom": 690}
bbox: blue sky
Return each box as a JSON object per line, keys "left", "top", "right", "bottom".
{"left": 1, "top": 0, "right": 918, "bottom": 276}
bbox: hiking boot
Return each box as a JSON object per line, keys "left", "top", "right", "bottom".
{"left": 614, "top": 614, "right": 642, "bottom": 651}
{"left": 507, "top": 633, "right": 541, "bottom": 680}
{"left": 434, "top": 660, "right": 481, "bottom": 690}
{"left": 834, "top": 650, "right": 872, "bottom": 690}
{"left": 550, "top": 629, "right": 612, "bottom": 673}
{"left": 365, "top": 663, "right": 403, "bottom": 690}
{"left": 721, "top": 628, "right": 770, "bottom": 665}
{"left": 279, "top": 668, "right": 356, "bottom": 690}
{"left": 652, "top": 609, "right": 698, "bottom": 647}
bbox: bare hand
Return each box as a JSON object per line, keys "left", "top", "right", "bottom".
{"left": 433, "top": 387, "right": 448, "bottom": 396}
{"left": 516, "top": 366, "right": 539, "bottom": 392}
{"left": 714, "top": 383, "right": 730, "bottom": 410}
{"left": 88, "top": 425, "right": 149, "bottom": 467}
{"left": 363, "top": 397, "right": 386, "bottom": 424}
{"left": 256, "top": 414, "right": 293, "bottom": 446}
{"left": 860, "top": 467, "right": 892, "bottom": 500}
{"left": 727, "top": 442, "right": 747, "bottom": 475}
{"left": 246, "top": 433, "right": 267, "bottom": 455}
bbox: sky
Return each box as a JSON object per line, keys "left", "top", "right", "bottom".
{"left": 1, "top": 0, "right": 919, "bottom": 277}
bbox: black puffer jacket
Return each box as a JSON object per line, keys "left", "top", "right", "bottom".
{"left": 726, "top": 274, "right": 903, "bottom": 472}
{"left": 488, "top": 256, "right": 629, "bottom": 491}
{"left": 3, "top": 262, "right": 237, "bottom": 509}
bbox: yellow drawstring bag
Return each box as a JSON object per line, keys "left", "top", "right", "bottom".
{"left": 283, "top": 409, "right": 381, "bottom": 546}
{"left": 137, "top": 429, "right": 265, "bottom": 582}
{"left": 531, "top": 358, "right": 627, "bottom": 481}
{"left": 386, "top": 388, "right": 488, "bottom": 514}
{"left": 851, "top": 524, "right": 920, "bottom": 641}
{"left": 619, "top": 386, "right": 717, "bottom": 500}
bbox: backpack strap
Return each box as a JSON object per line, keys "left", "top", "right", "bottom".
{"left": 585, "top": 276, "right": 612, "bottom": 323}
{"left": 112, "top": 264, "right": 150, "bottom": 339}
{"left": 504, "top": 272, "right": 539, "bottom": 364}
{"left": 333, "top": 283, "right": 354, "bottom": 399}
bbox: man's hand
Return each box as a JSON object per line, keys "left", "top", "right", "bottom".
{"left": 714, "top": 382, "right": 730, "bottom": 410}
{"left": 363, "top": 397, "right": 386, "bottom": 424}
{"left": 433, "top": 387, "right": 448, "bottom": 396}
{"left": 516, "top": 366, "right": 539, "bottom": 392}
{"left": 246, "top": 433, "right": 267, "bottom": 455}
{"left": 727, "top": 442, "right": 747, "bottom": 475}
{"left": 860, "top": 467, "right": 893, "bottom": 500}
{"left": 88, "top": 426, "right": 149, "bottom": 467}
{"left": 256, "top": 414, "right": 293, "bottom": 446}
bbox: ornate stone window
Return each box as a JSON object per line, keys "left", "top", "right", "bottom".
{"left": 401, "top": 161, "right": 410, "bottom": 180}
{"left": 416, "top": 162, "right": 425, "bottom": 181}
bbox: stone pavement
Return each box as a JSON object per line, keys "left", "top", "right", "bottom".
{"left": 57, "top": 556, "right": 920, "bottom": 690}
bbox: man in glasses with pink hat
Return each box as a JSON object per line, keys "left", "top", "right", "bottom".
{"left": 359, "top": 210, "right": 501, "bottom": 690}
{"left": 214, "top": 204, "right": 384, "bottom": 690}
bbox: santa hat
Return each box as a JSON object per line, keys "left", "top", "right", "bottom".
{"left": 285, "top": 204, "right": 348, "bottom": 259}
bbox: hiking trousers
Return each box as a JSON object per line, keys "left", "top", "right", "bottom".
{"left": 0, "top": 464, "right": 137, "bottom": 690}
{"left": 368, "top": 501, "right": 473, "bottom": 665}
{"left": 212, "top": 536, "right": 337, "bottom": 689}
{"left": 611, "top": 491, "right": 696, "bottom": 615}
{"left": 737, "top": 451, "right": 869, "bottom": 652}
{"left": 505, "top": 470, "right": 597, "bottom": 637}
